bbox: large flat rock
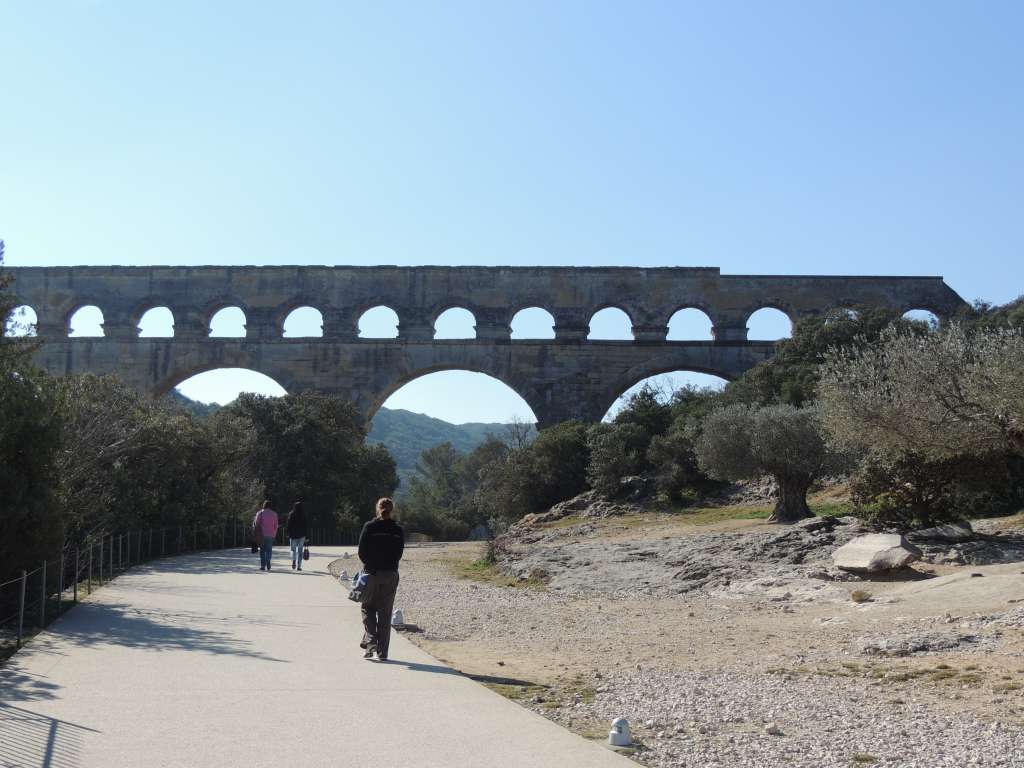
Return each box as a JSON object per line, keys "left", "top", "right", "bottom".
{"left": 832, "top": 533, "right": 922, "bottom": 573}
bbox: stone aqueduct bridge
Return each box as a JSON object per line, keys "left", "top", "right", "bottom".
{"left": 8, "top": 266, "right": 965, "bottom": 427}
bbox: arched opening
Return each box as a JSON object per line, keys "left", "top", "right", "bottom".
{"left": 603, "top": 371, "right": 729, "bottom": 421}
{"left": 209, "top": 307, "right": 247, "bottom": 338}
{"left": 174, "top": 368, "right": 287, "bottom": 406}
{"left": 4, "top": 305, "right": 37, "bottom": 337}
{"left": 358, "top": 306, "right": 400, "bottom": 339}
{"left": 747, "top": 308, "right": 792, "bottom": 341}
{"left": 69, "top": 306, "right": 104, "bottom": 337}
{"left": 903, "top": 309, "right": 939, "bottom": 329}
{"left": 667, "top": 308, "right": 713, "bottom": 340}
{"left": 376, "top": 370, "right": 536, "bottom": 425}
{"left": 588, "top": 307, "right": 633, "bottom": 340}
{"left": 510, "top": 307, "right": 556, "bottom": 339}
{"left": 283, "top": 306, "right": 323, "bottom": 338}
{"left": 372, "top": 370, "right": 538, "bottom": 536}
{"left": 137, "top": 307, "right": 174, "bottom": 337}
{"left": 434, "top": 308, "right": 476, "bottom": 340}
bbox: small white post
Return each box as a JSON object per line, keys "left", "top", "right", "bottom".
{"left": 608, "top": 718, "right": 632, "bottom": 747}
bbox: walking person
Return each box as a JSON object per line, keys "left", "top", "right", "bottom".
{"left": 252, "top": 500, "right": 279, "bottom": 571}
{"left": 287, "top": 501, "right": 308, "bottom": 571}
{"left": 357, "top": 497, "right": 405, "bottom": 661}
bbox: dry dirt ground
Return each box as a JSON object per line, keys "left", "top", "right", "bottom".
{"left": 376, "top": 508, "right": 1024, "bottom": 768}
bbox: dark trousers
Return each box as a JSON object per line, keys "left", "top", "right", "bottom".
{"left": 360, "top": 570, "right": 400, "bottom": 659}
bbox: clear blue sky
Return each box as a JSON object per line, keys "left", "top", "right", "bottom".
{"left": 3, "top": 2, "right": 1021, "bottom": 422}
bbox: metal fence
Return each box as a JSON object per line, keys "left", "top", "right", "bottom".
{"left": 0, "top": 521, "right": 358, "bottom": 659}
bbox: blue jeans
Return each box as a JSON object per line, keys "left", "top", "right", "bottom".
{"left": 260, "top": 537, "right": 274, "bottom": 569}
{"left": 290, "top": 537, "right": 305, "bottom": 568}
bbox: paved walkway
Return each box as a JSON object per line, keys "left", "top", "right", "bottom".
{"left": 0, "top": 546, "right": 634, "bottom": 768}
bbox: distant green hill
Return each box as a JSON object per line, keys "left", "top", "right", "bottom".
{"left": 367, "top": 408, "right": 534, "bottom": 492}
{"left": 166, "top": 391, "right": 532, "bottom": 494}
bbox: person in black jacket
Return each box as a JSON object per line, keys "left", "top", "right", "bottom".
{"left": 287, "top": 501, "right": 308, "bottom": 571}
{"left": 357, "top": 497, "right": 405, "bottom": 661}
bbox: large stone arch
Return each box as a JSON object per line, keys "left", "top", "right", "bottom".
{"left": 152, "top": 350, "right": 300, "bottom": 398}
{"left": 590, "top": 348, "right": 747, "bottom": 421}
{"left": 360, "top": 363, "right": 545, "bottom": 425}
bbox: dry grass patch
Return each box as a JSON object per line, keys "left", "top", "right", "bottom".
{"left": 446, "top": 554, "right": 547, "bottom": 589}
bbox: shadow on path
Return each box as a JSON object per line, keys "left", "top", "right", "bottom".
{"left": 379, "top": 659, "right": 544, "bottom": 689}
{"left": 144, "top": 548, "right": 339, "bottom": 578}
{"left": 0, "top": 666, "right": 62, "bottom": 702}
{"left": 31, "top": 603, "right": 291, "bottom": 663}
{"left": 0, "top": 702, "right": 99, "bottom": 768}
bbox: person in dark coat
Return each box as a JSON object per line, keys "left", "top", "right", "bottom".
{"left": 287, "top": 501, "right": 308, "bottom": 571}
{"left": 357, "top": 497, "right": 405, "bottom": 661}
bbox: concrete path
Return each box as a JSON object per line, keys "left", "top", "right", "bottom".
{"left": 0, "top": 546, "right": 634, "bottom": 768}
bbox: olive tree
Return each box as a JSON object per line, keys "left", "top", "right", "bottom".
{"left": 819, "top": 325, "right": 1024, "bottom": 460}
{"left": 695, "top": 403, "right": 843, "bottom": 522}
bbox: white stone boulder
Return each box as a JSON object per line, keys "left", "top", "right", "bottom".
{"left": 832, "top": 534, "right": 922, "bottom": 573}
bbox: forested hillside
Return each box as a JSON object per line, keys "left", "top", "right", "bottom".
{"left": 367, "top": 408, "right": 534, "bottom": 491}
{"left": 168, "top": 391, "right": 532, "bottom": 493}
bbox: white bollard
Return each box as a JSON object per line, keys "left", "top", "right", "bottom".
{"left": 391, "top": 608, "right": 404, "bottom": 627}
{"left": 608, "top": 718, "right": 632, "bottom": 747}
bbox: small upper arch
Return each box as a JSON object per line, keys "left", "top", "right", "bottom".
{"left": 510, "top": 306, "right": 556, "bottom": 339}
{"left": 137, "top": 306, "right": 175, "bottom": 337}
{"left": 434, "top": 306, "right": 477, "bottom": 339}
{"left": 588, "top": 305, "right": 634, "bottom": 340}
{"left": 666, "top": 306, "right": 714, "bottom": 340}
{"left": 282, "top": 306, "right": 324, "bottom": 338}
{"left": 68, "top": 305, "right": 105, "bottom": 337}
{"left": 358, "top": 305, "right": 400, "bottom": 338}
{"left": 208, "top": 306, "right": 247, "bottom": 338}
{"left": 3, "top": 305, "right": 38, "bottom": 337}
{"left": 902, "top": 307, "right": 940, "bottom": 329}
{"left": 745, "top": 305, "right": 794, "bottom": 341}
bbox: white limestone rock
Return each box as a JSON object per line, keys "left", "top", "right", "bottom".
{"left": 832, "top": 534, "right": 922, "bottom": 573}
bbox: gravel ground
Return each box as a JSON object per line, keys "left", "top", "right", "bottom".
{"left": 337, "top": 527, "right": 1024, "bottom": 768}
{"left": 537, "top": 668, "right": 1024, "bottom": 768}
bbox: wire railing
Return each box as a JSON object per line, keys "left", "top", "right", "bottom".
{"left": 0, "top": 521, "right": 359, "bottom": 659}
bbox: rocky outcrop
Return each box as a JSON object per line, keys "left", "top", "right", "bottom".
{"left": 907, "top": 522, "right": 975, "bottom": 544}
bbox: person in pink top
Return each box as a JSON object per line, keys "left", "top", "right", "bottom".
{"left": 252, "top": 500, "right": 279, "bottom": 571}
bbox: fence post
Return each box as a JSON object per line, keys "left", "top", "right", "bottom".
{"left": 178, "top": 527, "right": 182, "bottom": 553}
{"left": 74, "top": 548, "right": 79, "bottom": 604}
{"left": 109, "top": 536, "right": 114, "bottom": 577}
{"left": 57, "top": 551, "right": 64, "bottom": 616}
{"left": 137, "top": 531, "right": 142, "bottom": 563}
{"left": 88, "top": 545, "right": 93, "bottom": 594}
{"left": 161, "top": 528, "right": 166, "bottom": 557}
{"left": 17, "top": 570, "right": 26, "bottom": 648}
{"left": 98, "top": 538, "right": 103, "bottom": 585}
{"left": 126, "top": 532, "right": 131, "bottom": 568}
{"left": 39, "top": 560, "right": 47, "bottom": 628}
